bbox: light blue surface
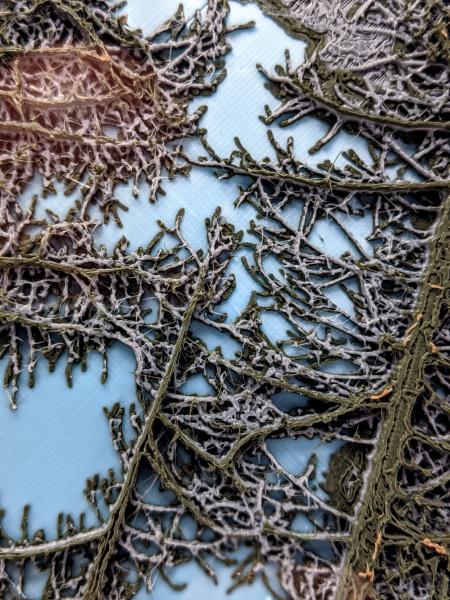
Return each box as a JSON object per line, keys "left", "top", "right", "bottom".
{"left": 1, "top": 2, "right": 374, "bottom": 598}
{"left": 0, "top": 346, "right": 136, "bottom": 540}
{"left": 135, "top": 547, "right": 278, "bottom": 600}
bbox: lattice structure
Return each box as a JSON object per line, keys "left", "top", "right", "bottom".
{"left": 0, "top": 0, "right": 240, "bottom": 243}
{"left": 0, "top": 1, "right": 449, "bottom": 599}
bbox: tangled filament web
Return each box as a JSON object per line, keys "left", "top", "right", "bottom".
{"left": 0, "top": 1, "right": 449, "bottom": 599}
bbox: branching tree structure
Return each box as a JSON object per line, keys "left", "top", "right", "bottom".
{"left": 0, "top": 0, "right": 249, "bottom": 238}
{"left": 0, "top": 1, "right": 449, "bottom": 599}
{"left": 193, "top": 0, "right": 450, "bottom": 597}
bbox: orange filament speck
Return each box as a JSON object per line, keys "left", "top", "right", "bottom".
{"left": 422, "top": 538, "right": 447, "bottom": 555}
{"left": 371, "top": 531, "right": 382, "bottom": 561}
{"left": 370, "top": 387, "right": 393, "bottom": 401}
{"left": 357, "top": 567, "right": 375, "bottom": 583}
